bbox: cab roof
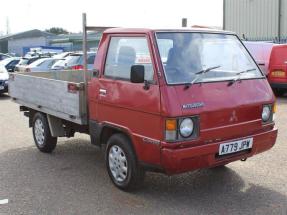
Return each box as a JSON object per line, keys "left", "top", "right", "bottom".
{"left": 104, "top": 28, "right": 235, "bottom": 35}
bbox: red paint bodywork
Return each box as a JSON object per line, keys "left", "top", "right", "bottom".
{"left": 268, "top": 44, "right": 287, "bottom": 88}
{"left": 88, "top": 28, "right": 277, "bottom": 175}
{"left": 245, "top": 42, "right": 287, "bottom": 90}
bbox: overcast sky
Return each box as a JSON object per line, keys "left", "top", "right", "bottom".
{"left": 0, "top": 0, "right": 223, "bottom": 35}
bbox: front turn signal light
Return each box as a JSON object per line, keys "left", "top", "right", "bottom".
{"left": 165, "top": 119, "right": 177, "bottom": 141}
{"left": 166, "top": 119, "right": 177, "bottom": 131}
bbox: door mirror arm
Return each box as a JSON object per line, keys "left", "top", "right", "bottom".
{"left": 92, "top": 69, "right": 99, "bottom": 77}
{"left": 143, "top": 80, "right": 150, "bottom": 90}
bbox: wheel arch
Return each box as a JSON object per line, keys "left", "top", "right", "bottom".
{"left": 89, "top": 120, "right": 138, "bottom": 158}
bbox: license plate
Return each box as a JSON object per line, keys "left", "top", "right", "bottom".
{"left": 272, "top": 70, "right": 285, "bottom": 77}
{"left": 0, "top": 86, "right": 4, "bottom": 90}
{"left": 219, "top": 138, "right": 253, "bottom": 156}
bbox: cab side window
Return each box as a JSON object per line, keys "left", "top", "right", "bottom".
{"left": 104, "top": 37, "right": 154, "bottom": 81}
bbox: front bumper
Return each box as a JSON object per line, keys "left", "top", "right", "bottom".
{"left": 161, "top": 128, "right": 278, "bottom": 175}
{"left": 270, "top": 82, "right": 287, "bottom": 89}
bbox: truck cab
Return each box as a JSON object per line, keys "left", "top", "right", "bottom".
{"left": 88, "top": 28, "right": 277, "bottom": 187}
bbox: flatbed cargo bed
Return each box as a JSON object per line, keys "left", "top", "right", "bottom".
{"left": 9, "top": 70, "right": 91, "bottom": 125}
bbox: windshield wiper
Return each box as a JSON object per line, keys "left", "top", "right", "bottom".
{"left": 184, "top": 65, "right": 221, "bottom": 89}
{"left": 227, "top": 68, "right": 257, "bottom": 86}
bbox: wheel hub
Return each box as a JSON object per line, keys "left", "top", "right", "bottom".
{"left": 108, "top": 145, "right": 128, "bottom": 183}
{"left": 34, "top": 119, "right": 45, "bottom": 146}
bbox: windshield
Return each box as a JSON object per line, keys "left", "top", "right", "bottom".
{"left": 51, "top": 59, "right": 65, "bottom": 68}
{"left": 65, "top": 55, "right": 82, "bottom": 66}
{"left": 29, "top": 58, "right": 48, "bottom": 67}
{"left": 18, "top": 58, "right": 30, "bottom": 65}
{"left": 156, "top": 32, "right": 263, "bottom": 84}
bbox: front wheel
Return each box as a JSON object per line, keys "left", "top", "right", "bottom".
{"left": 106, "top": 133, "right": 145, "bottom": 191}
{"left": 32, "top": 113, "right": 57, "bottom": 153}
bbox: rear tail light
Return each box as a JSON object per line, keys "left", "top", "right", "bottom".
{"left": 271, "top": 70, "right": 285, "bottom": 77}
{"left": 71, "top": 65, "right": 84, "bottom": 70}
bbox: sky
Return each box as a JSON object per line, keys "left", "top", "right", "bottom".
{"left": 0, "top": 0, "right": 223, "bottom": 35}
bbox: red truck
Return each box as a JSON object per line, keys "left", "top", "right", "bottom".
{"left": 244, "top": 41, "right": 287, "bottom": 96}
{"left": 9, "top": 18, "right": 278, "bottom": 191}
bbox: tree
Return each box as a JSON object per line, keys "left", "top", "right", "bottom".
{"left": 45, "top": 27, "right": 69, "bottom": 35}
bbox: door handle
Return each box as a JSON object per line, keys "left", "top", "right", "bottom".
{"left": 99, "top": 89, "right": 107, "bottom": 96}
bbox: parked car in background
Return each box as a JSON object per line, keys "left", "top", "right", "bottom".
{"left": 244, "top": 42, "right": 273, "bottom": 76}
{"left": 24, "top": 52, "right": 55, "bottom": 58}
{"left": 51, "top": 52, "right": 96, "bottom": 70}
{"left": 0, "top": 53, "right": 11, "bottom": 61}
{"left": 52, "top": 52, "right": 73, "bottom": 59}
{"left": 24, "top": 47, "right": 64, "bottom": 58}
{"left": 0, "top": 64, "right": 9, "bottom": 94}
{"left": 50, "top": 58, "right": 66, "bottom": 70}
{"left": 0, "top": 57, "right": 21, "bottom": 72}
{"left": 50, "top": 52, "right": 74, "bottom": 70}
{"left": 267, "top": 44, "right": 287, "bottom": 96}
{"left": 244, "top": 42, "right": 287, "bottom": 96}
{"left": 25, "top": 58, "right": 60, "bottom": 72}
{"left": 14, "top": 57, "right": 46, "bottom": 72}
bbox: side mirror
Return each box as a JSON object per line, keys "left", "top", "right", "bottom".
{"left": 130, "top": 65, "right": 145, "bottom": 83}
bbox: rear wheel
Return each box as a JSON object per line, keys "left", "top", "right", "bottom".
{"left": 106, "top": 133, "right": 145, "bottom": 191}
{"left": 32, "top": 113, "right": 57, "bottom": 153}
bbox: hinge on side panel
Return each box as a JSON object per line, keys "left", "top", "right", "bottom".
{"left": 78, "top": 83, "right": 85, "bottom": 91}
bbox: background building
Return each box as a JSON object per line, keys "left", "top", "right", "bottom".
{"left": 0, "top": 30, "right": 101, "bottom": 56}
{"left": 0, "top": 29, "right": 55, "bottom": 55}
{"left": 49, "top": 32, "right": 101, "bottom": 51}
{"left": 223, "top": 0, "right": 287, "bottom": 42}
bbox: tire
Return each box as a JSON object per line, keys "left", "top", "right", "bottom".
{"left": 106, "top": 133, "right": 145, "bottom": 191}
{"left": 210, "top": 165, "right": 227, "bottom": 170}
{"left": 273, "top": 88, "right": 285, "bottom": 97}
{"left": 32, "top": 112, "right": 57, "bottom": 153}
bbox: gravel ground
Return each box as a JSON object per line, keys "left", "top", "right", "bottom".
{"left": 0, "top": 93, "right": 286, "bottom": 215}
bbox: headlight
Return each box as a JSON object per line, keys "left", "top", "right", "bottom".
{"left": 179, "top": 118, "right": 194, "bottom": 138}
{"left": 262, "top": 105, "right": 271, "bottom": 122}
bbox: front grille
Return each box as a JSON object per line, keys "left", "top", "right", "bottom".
{"left": 0, "top": 80, "right": 4, "bottom": 86}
